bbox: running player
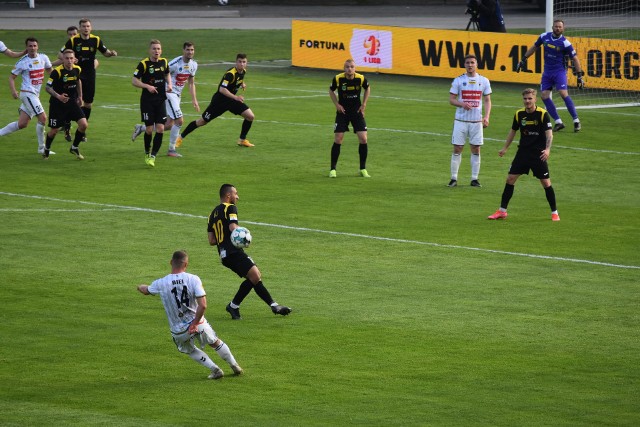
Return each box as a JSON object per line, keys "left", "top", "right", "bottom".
{"left": 447, "top": 54, "right": 492, "bottom": 188}
{"left": 43, "top": 49, "right": 87, "bottom": 160}
{"left": 0, "top": 37, "right": 52, "bottom": 154}
{"left": 175, "top": 53, "right": 255, "bottom": 148}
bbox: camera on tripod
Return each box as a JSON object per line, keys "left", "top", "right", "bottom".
{"left": 465, "top": 0, "right": 480, "bottom": 31}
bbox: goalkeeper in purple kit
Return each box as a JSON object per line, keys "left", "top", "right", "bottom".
{"left": 517, "top": 19, "right": 584, "bottom": 133}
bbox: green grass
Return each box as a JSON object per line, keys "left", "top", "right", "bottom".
{"left": 1, "top": 29, "right": 639, "bottom": 426}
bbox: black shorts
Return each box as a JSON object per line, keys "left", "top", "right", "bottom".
{"left": 48, "top": 101, "right": 85, "bottom": 129}
{"left": 509, "top": 148, "right": 551, "bottom": 179}
{"left": 202, "top": 98, "right": 249, "bottom": 123}
{"left": 221, "top": 251, "right": 256, "bottom": 278}
{"left": 334, "top": 110, "right": 367, "bottom": 133}
{"left": 140, "top": 97, "right": 167, "bottom": 126}
{"left": 81, "top": 77, "right": 95, "bottom": 104}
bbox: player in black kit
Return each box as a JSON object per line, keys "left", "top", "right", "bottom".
{"left": 207, "top": 184, "right": 291, "bottom": 320}
{"left": 131, "top": 39, "right": 172, "bottom": 167}
{"left": 43, "top": 49, "right": 87, "bottom": 160}
{"left": 176, "top": 53, "right": 256, "bottom": 148}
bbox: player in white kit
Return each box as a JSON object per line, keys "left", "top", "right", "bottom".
{"left": 448, "top": 54, "right": 492, "bottom": 187}
{"left": 0, "top": 38, "right": 53, "bottom": 154}
{"left": 0, "top": 40, "right": 26, "bottom": 58}
{"left": 137, "top": 250, "right": 243, "bottom": 379}
{"left": 132, "top": 42, "right": 199, "bottom": 157}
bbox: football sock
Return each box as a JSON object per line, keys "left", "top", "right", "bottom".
{"left": 73, "top": 130, "right": 85, "bottom": 146}
{"left": 563, "top": 96, "right": 578, "bottom": 120}
{"left": 253, "top": 281, "right": 275, "bottom": 305}
{"left": 36, "top": 122, "right": 46, "bottom": 149}
{"left": 358, "top": 143, "right": 368, "bottom": 169}
{"left": 542, "top": 98, "right": 560, "bottom": 121}
{"left": 151, "top": 132, "right": 163, "bottom": 156}
{"left": 544, "top": 185, "right": 557, "bottom": 211}
{"left": 239, "top": 119, "right": 252, "bottom": 140}
{"left": 330, "top": 142, "right": 341, "bottom": 169}
{"left": 181, "top": 121, "right": 198, "bottom": 138}
{"left": 45, "top": 134, "right": 54, "bottom": 149}
{"left": 450, "top": 153, "right": 462, "bottom": 180}
{"left": 64, "top": 121, "right": 71, "bottom": 133}
{"left": 500, "top": 183, "right": 515, "bottom": 209}
{"left": 144, "top": 132, "right": 152, "bottom": 154}
{"left": 213, "top": 341, "right": 238, "bottom": 366}
{"left": 232, "top": 279, "right": 254, "bottom": 306}
{"left": 189, "top": 348, "right": 218, "bottom": 370}
{"left": 169, "top": 125, "right": 181, "bottom": 150}
{"left": 0, "top": 121, "right": 20, "bottom": 136}
{"left": 470, "top": 153, "right": 481, "bottom": 180}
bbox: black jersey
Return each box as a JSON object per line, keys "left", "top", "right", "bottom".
{"left": 213, "top": 67, "right": 245, "bottom": 102}
{"left": 63, "top": 34, "right": 108, "bottom": 79}
{"left": 330, "top": 72, "right": 369, "bottom": 112}
{"left": 511, "top": 106, "right": 553, "bottom": 150}
{"left": 207, "top": 203, "right": 243, "bottom": 258}
{"left": 133, "top": 57, "right": 170, "bottom": 101}
{"left": 46, "top": 64, "right": 82, "bottom": 104}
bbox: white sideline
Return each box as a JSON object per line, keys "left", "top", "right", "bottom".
{"left": 1, "top": 191, "right": 638, "bottom": 270}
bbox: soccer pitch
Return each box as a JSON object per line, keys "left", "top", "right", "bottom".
{"left": 0, "top": 29, "right": 639, "bottom": 426}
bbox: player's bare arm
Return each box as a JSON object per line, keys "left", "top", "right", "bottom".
{"left": 207, "top": 231, "right": 217, "bottom": 246}
{"left": 137, "top": 284, "right": 150, "bottom": 294}
{"left": 329, "top": 89, "right": 345, "bottom": 114}
{"left": 9, "top": 74, "right": 18, "bottom": 99}
{"left": 219, "top": 86, "right": 241, "bottom": 102}
{"left": 499, "top": 129, "right": 517, "bottom": 157}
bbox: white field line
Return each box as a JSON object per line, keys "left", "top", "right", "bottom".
{"left": 2, "top": 191, "right": 638, "bottom": 270}
{"left": 101, "top": 102, "right": 640, "bottom": 153}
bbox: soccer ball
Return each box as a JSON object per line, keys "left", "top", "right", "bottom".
{"left": 218, "top": 0, "right": 228, "bottom": 5}
{"left": 230, "top": 227, "right": 251, "bottom": 248}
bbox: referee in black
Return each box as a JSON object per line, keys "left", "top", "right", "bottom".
{"left": 132, "top": 39, "right": 172, "bottom": 167}
{"left": 487, "top": 88, "right": 560, "bottom": 221}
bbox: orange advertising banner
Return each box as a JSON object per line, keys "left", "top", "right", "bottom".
{"left": 292, "top": 20, "right": 640, "bottom": 91}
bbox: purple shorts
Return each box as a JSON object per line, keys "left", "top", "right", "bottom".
{"left": 540, "top": 70, "right": 568, "bottom": 92}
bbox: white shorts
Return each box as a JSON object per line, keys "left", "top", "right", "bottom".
{"left": 451, "top": 120, "right": 483, "bottom": 146}
{"left": 171, "top": 319, "right": 218, "bottom": 354}
{"left": 165, "top": 92, "right": 183, "bottom": 120}
{"left": 19, "top": 92, "right": 45, "bottom": 118}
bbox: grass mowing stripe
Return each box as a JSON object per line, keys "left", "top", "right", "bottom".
{"left": 3, "top": 191, "right": 637, "bottom": 270}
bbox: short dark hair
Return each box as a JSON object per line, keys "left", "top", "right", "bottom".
{"left": 67, "top": 26, "right": 78, "bottom": 33}
{"left": 236, "top": 53, "right": 247, "bottom": 60}
{"left": 79, "top": 18, "right": 91, "bottom": 26}
{"left": 219, "top": 183, "right": 235, "bottom": 198}
{"left": 171, "top": 250, "right": 188, "bottom": 268}
{"left": 183, "top": 41, "right": 194, "bottom": 49}
{"left": 25, "top": 37, "right": 38, "bottom": 45}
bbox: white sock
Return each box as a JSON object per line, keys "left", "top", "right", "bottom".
{"left": 169, "top": 125, "right": 181, "bottom": 151}
{"left": 213, "top": 341, "right": 238, "bottom": 367}
{"left": 470, "top": 153, "right": 481, "bottom": 180}
{"left": 0, "top": 121, "right": 20, "bottom": 136}
{"left": 189, "top": 348, "right": 218, "bottom": 370}
{"left": 450, "top": 153, "right": 461, "bottom": 180}
{"left": 36, "top": 122, "right": 45, "bottom": 149}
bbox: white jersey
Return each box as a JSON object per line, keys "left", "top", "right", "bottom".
{"left": 11, "top": 53, "right": 52, "bottom": 94}
{"left": 450, "top": 73, "right": 491, "bottom": 122}
{"left": 0, "top": 41, "right": 7, "bottom": 53}
{"left": 167, "top": 55, "right": 197, "bottom": 96}
{"left": 147, "top": 272, "right": 206, "bottom": 335}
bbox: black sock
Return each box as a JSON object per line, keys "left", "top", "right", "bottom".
{"left": 73, "top": 130, "right": 84, "bottom": 146}
{"left": 143, "top": 132, "right": 152, "bottom": 154}
{"left": 151, "top": 132, "right": 163, "bottom": 156}
{"left": 181, "top": 121, "right": 198, "bottom": 138}
{"left": 544, "top": 185, "right": 557, "bottom": 212}
{"left": 232, "top": 280, "right": 254, "bottom": 306}
{"left": 331, "top": 143, "right": 341, "bottom": 169}
{"left": 501, "top": 183, "right": 515, "bottom": 209}
{"left": 64, "top": 121, "right": 71, "bottom": 133}
{"left": 239, "top": 119, "right": 252, "bottom": 140}
{"left": 45, "top": 134, "right": 54, "bottom": 150}
{"left": 81, "top": 107, "right": 91, "bottom": 121}
{"left": 358, "top": 144, "right": 368, "bottom": 169}
{"left": 253, "top": 281, "right": 275, "bottom": 306}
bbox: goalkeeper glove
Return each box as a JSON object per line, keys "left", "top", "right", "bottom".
{"left": 516, "top": 59, "right": 526, "bottom": 73}
{"left": 576, "top": 71, "right": 585, "bottom": 90}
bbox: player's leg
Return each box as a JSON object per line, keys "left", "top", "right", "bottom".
{"left": 557, "top": 88, "right": 580, "bottom": 132}
{"left": 469, "top": 122, "right": 483, "bottom": 186}
{"left": 330, "top": 113, "right": 349, "bottom": 177}
{"left": 449, "top": 121, "right": 467, "bottom": 186}
{"left": 533, "top": 160, "right": 559, "bottom": 220}
{"left": 246, "top": 265, "right": 291, "bottom": 316}
{"left": 165, "top": 94, "right": 183, "bottom": 155}
{"left": 236, "top": 105, "right": 255, "bottom": 147}
{"left": 173, "top": 331, "right": 223, "bottom": 379}
{"left": 35, "top": 111, "right": 47, "bottom": 154}
{"left": 44, "top": 107, "right": 61, "bottom": 158}
{"left": 199, "top": 324, "right": 243, "bottom": 375}
{"left": 353, "top": 113, "right": 369, "bottom": 177}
